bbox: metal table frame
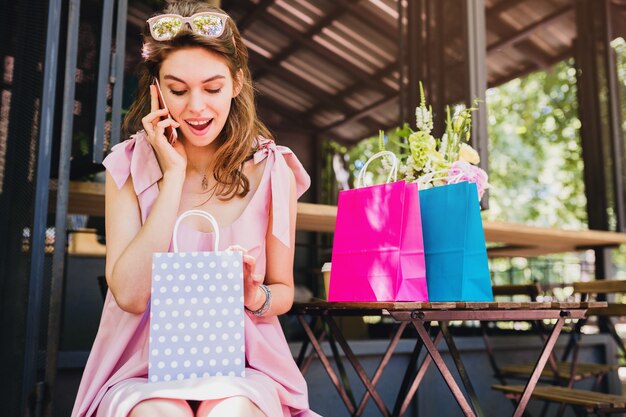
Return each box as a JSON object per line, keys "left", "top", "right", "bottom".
{"left": 291, "top": 301, "right": 599, "bottom": 417}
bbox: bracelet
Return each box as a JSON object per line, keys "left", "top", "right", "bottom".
{"left": 246, "top": 284, "right": 271, "bottom": 317}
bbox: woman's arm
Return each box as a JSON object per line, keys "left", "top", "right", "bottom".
{"left": 246, "top": 168, "right": 298, "bottom": 316}
{"left": 105, "top": 170, "right": 185, "bottom": 314}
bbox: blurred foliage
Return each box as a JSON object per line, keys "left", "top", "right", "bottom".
{"left": 485, "top": 59, "right": 586, "bottom": 229}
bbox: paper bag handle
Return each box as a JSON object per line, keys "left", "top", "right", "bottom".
{"left": 355, "top": 151, "right": 399, "bottom": 188}
{"left": 416, "top": 169, "right": 464, "bottom": 189}
{"left": 173, "top": 209, "right": 220, "bottom": 252}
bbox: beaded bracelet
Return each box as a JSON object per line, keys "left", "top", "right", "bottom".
{"left": 246, "top": 284, "right": 271, "bottom": 316}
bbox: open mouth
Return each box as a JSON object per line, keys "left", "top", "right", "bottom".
{"left": 186, "top": 119, "right": 213, "bottom": 135}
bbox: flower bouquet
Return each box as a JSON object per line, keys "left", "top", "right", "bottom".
{"left": 382, "top": 83, "right": 489, "bottom": 200}
{"left": 379, "top": 83, "right": 493, "bottom": 302}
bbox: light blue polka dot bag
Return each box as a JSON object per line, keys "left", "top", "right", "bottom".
{"left": 149, "top": 210, "right": 245, "bottom": 383}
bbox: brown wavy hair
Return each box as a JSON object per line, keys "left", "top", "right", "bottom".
{"left": 123, "top": 0, "right": 272, "bottom": 200}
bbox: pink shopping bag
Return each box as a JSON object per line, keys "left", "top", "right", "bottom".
{"left": 328, "top": 151, "right": 428, "bottom": 302}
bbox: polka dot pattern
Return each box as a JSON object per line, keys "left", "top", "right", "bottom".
{"left": 149, "top": 251, "right": 246, "bottom": 382}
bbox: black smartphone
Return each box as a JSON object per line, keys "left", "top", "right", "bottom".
{"left": 153, "top": 77, "right": 178, "bottom": 144}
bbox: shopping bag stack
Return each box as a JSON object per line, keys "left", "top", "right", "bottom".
{"left": 149, "top": 210, "right": 246, "bottom": 383}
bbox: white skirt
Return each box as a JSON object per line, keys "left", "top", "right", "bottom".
{"left": 95, "top": 368, "right": 286, "bottom": 417}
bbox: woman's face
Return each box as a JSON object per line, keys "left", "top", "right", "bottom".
{"left": 158, "top": 47, "right": 240, "bottom": 149}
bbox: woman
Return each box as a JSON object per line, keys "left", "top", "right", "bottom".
{"left": 71, "top": 2, "right": 319, "bottom": 416}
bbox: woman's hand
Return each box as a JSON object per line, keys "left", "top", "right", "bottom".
{"left": 142, "top": 84, "right": 186, "bottom": 176}
{"left": 227, "top": 245, "right": 265, "bottom": 310}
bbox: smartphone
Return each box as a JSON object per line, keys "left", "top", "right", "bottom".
{"left": 153, "top": 77, "right": 178, "bottom": 144}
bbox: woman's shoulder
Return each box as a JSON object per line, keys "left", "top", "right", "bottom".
{"left": 102, "top": 131, "right": 162, "bottom": 193}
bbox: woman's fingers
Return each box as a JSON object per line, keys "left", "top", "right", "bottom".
{"left": 227, "top": 245, "right": 248, "bottom": 253}
{"left": 250, "top": 273, "right": 264, "bottom": 285}
{"left": 141, "top": 108, "right": 169, "bottom": 141}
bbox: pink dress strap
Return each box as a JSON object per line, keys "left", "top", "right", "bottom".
{"left": 253, "top": 137, "right": 311, "bottom": 248}
{"left": 102, "top": 131, "right": 161, "bottom": 223}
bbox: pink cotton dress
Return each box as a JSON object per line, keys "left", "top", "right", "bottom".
{"left": 70, "top": 132, "right": 321, "bottom": 417}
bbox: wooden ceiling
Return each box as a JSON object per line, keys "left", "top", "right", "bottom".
{"left": 129, "top": 0, "right": 626, "bottom": 143}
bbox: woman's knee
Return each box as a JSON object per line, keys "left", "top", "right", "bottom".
{"left": 128, "top": 398, "right": 193, "bottom": 417}
{"left": 196, "top": 396, "right": 266, "bottom": 417}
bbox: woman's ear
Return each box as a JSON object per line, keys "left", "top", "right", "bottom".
{"left": 232, "top": 69, "right": 244, "bottom": 98}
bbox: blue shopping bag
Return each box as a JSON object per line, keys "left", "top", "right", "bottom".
{"left": 419, "top": 181, "right": 493, "bottom": 301}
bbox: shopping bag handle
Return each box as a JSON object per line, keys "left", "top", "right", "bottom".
{"left": 173, "top": 209, "right": 220, "bottom": 252}
{"left": 355, "top": 151, "right": 399, "bottom": 188}
{"left": 416, "top": 169, "right": 464, "bottom": 189}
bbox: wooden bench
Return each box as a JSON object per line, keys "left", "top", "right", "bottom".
{"left": 493, "top": 279, "right": 626, "bottom": 415}
{"left": 491, "top": 281, "right": 623, "bottom": 387}
{"left": 492, "top": 384, "right": 626, "bottom": 416}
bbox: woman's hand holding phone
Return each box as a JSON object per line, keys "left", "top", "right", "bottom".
{"left": 153, "top": 77, "right": 178, "bottom": 144}
{"left": 142, "top": 80, "right": 186, "bottom": 177}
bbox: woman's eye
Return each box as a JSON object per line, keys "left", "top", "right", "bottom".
{"left": 207, "top": 88, "right": 222, "bottom": 94}
{"left": 170, "top": 90, "right": 186, "bottom": 96}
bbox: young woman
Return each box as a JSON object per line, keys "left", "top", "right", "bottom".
{"left": 71, "top": 2, "right": 319, "bottom": 416}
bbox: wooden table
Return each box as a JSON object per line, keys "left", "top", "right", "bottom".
{"left": 290, "top": 300, "right": 607, "bottom": 417}
{"left": 55, "top": 181, "right": 626, "bottom": 257}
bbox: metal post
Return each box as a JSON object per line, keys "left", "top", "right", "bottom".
{"left": 108, "top": 0, "right": 129, "bottom": 149}
{"left": 397, "top": 0, "right": 405, "bottom": 124}
{"left": 22, "top": 0, "right": 62, "bottom": 413}
{"left": 575, "top": 0, "right": 626, "bottom": 232}
{"left": 92, "top": 0, "right": 115, "bottom": 163}
{"left": 406, "top": 0, "right": 424, "bottom": 127}
{"left": 465, "top": 0, "right": 489, "bottom": 208}
{"left": 43, "top": 1, "right": 82, "bottom": 416}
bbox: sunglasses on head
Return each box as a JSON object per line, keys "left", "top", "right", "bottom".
{"left": 146, "top": 12, "right": 229, "bottom": 41}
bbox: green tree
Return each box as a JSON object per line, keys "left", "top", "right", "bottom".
{"left": 485, "top": 60, "right": 587, "bottom": 230}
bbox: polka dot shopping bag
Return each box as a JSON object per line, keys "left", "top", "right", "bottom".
{"left": 149, "top": 210, "right": 245, "bottom": 383}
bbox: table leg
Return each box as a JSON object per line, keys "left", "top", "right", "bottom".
{"left": 296, "top": 316, "right": 314, "bottom": 367}
{"left": 440, "top": 322, "right": 486, "bottom": 417}
{"left": 298, "top": 317, "right": 327, "bottom": 374}
{"left": 396, "top": 329, "right": 444, "bottom": 417}
{"left": 512, "top": 313, "right": 567, "bottom": 417}
{"left": 354, "top": 322, "right": 408, "bottom": 417}
{"left": 296, "top": 314, "right": 357, "bottom": 415}
{"left": 393, "top": 328, "right": 427, "bottom": 417}
{"left": 324, "top": 316, "right": 391, "bottom": 417}
{"left": 326, "top": 320, "right": 357, "bottom": 407}
{"left": 411, "top": 318, "right": 477, "bottom": 417}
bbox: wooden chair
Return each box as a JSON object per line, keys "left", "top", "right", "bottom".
{"left": 493, "top": 279, "right": 626, "bottom": 416}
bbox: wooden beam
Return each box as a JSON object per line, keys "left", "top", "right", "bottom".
{"left": 236, "top": 0, "right": 274, "bottom": 32}
{"left": 342, "top": 1, "right": 397, "bottom": 42}
{"left": 486, "top": 0, "right": 527, "bottom": 19}
{"left": 252, "top": 3, "right": 348, "bottom": 81}
{"left": 488, "top": 48, "right": 573, "bottom": 88}
{"left": 488, "top": 7, "right": 561, "bottom": 69}
{"left": 320, "top": 93, "right": 398, "bottom": 134}
{"left": 254, "top": 94, "right": 315, "bottom": 129}
{"left": 249, "top": 49, "right": 355, "bottom": 116}
{"left": 488, "top": 5, "right": 573, "bottom": 53}
{"left": 259, "top": 12, "right": 396, "bottom": 96}
{"left": 307, "top": 61, "right": 398, "bottom": 118}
